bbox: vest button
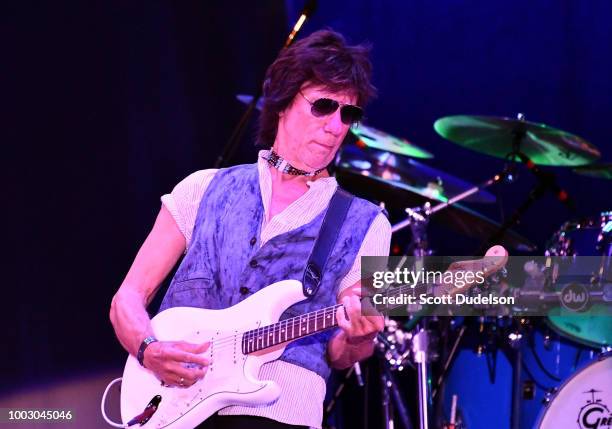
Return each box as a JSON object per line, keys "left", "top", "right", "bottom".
{"left": 239, "top": 286, "right": 250, "bottom": 295}
{"left": 249, "top": 259, "right": 258, "bottom": 268}
{"left": 249, "top": 237, "right": 257, "bottom": 246}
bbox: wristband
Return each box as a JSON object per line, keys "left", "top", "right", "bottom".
{"left": 137, "top": 336, "right": 158, "bottom": 367}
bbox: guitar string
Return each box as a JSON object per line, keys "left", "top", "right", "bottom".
{"left": 208, "top": 304, "right": 343, "bottom": 351}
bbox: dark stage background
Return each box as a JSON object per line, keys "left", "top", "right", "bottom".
{"left": 3, "top": 1, "right": 611, "bottom": 427}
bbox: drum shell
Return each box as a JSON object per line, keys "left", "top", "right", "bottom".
{"left": 535, "top": 352, "right": 612, "bottom": 429}
{"left": 442, "top": 321, "right": 596, "bottom": 429}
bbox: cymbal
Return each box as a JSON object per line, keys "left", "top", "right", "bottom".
{"left": 434, "top": 115, "right": 601, "bottom": 166}
{"left": 335, "top": 146, "right": 535, "bottom": 252}
{"left": 335, "top": 144, "right": 496, "bottom": 204}
{"left": 350, "top": 124, "right": 433, "bottom": 159}
{"left": 573, "top": 163, "right": 612, "bottom": 180}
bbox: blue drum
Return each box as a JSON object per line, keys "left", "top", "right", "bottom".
{"left": 442, "top": 319, "right": 597, "bottom": 429}
{"left": 545, "top": 211, "right": 612, "bottom": 346}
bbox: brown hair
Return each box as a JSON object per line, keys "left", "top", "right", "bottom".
{"left": 256, "top": 29, "right": 376, "bottom": 148}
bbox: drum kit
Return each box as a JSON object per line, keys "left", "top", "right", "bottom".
{"left": 237, "top": 95, "right": 611, "bottom": 429}
{"left": 338, "top": 115, "right": 611, "bottom": 429}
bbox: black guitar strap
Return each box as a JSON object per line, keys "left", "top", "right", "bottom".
{"left": 302, "top": 188, "right": 354, "bottom": 298}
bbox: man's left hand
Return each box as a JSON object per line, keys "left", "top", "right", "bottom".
{"left": 336, "top": 290, "right": 384, "bottom": 345}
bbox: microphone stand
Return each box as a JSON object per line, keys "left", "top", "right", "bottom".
{"left": 214, "top": 0, "right": 317, "bottom": 168}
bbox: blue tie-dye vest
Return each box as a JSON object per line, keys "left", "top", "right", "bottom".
{"left": 159, "top": 163, "right": 381, "bottom": 380}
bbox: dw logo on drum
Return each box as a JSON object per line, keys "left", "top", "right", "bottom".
{"left": 560, "top": 283, "right": 589, "bottom": 312}
{"left": 578, "top": 390, "right": 612, "bottom": 429}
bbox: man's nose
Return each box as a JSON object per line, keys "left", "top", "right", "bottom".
{"left": 323, "top": 109, "right": 345, "bottom": 135}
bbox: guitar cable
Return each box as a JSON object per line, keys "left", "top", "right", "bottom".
{"left": 101, "top": 377, "right": 128, "bottom": 428}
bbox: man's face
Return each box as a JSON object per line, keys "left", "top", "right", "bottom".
{"left": 274, "top": 84, "right": 358, "bottom": 172}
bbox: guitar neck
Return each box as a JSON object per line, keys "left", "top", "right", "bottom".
{"left": 242, "top": 304, "right": 342, "bottom": 354}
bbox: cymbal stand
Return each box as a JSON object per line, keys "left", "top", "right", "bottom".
{"left": 376, "top": 336, "right": 414, "bottom": 429}
{"left": 391, "top": 170, "right": 508, "bottom": 235}
{"left": 390, "top": 167, "right": 510, "bottom": 429}
{"left": 480, "top": 113, "right": 574, "bottom": 252}
{"left": 412, "top": 327, "right": 431, "bottom": 429}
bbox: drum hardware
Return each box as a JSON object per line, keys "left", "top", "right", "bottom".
{"left": 441, "top": 394, "right": 464, "bottom": 429}
{"left": 504, "top": 317, "right": 536, "bottom": 429}
{"left": 375, "top": 319, "right": 416, "bottom": 429}
{"left": 391, "top": 167, "right": 509, "bottom": 235}
{"left": 475, "top": 317, "right": 503, "bottom": 384}
{"left": 376, "top": 316, "right": 441, "bottom": 429}
{"left": 541, "top": 388, "right": 558, "bottom": 406}
{"left": 474, "top": 114, "right": 580, "bottom": 252}
{"left": 412, "top": 327, "right": 433, "bottom": 429}
{"left": 336, "top": 144, "right": 497, "bottom": 205}
{"left": 381, "top": 362, "right": 414, "bottom": 429}
{"left": 376, "top": 318, "right": 414, "bottom": 371}
{"left": 324, "top": 364, "right": 365, "bottom": 419}
{"left": 335, "top": 145, "right": 535, "bottom": 251}
{"left": 434, "top": 113, "right": 603, "bottom": 252}
{"left": 386, "top": 179, "right": 509, "bottom": 429}
{"left": 431, "top": 326, "right": 467, "bottom": 400}
{"left": 522, "top": 380, "right": 536, "bottom": 400}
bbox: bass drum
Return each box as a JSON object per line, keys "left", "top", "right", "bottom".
{"left": 442, "top": 319, "right": 597, "bottom": 429}
{"left": 536, "top": 352, "right": 612, "bottom": 429}
{"left": 545, "top": 211, "right": 612, "bottom": 347}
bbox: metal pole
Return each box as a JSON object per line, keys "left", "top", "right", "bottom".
{"left": 412, "top": 329, "right": 430, "bottom": 429}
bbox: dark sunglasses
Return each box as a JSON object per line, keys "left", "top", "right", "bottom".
{"left": 299, "top": 91, "right": 364, "bottom": 125}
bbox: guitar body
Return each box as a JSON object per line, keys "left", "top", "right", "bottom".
{"left": 120, "top": 279, "right": 306, "bottom": 429}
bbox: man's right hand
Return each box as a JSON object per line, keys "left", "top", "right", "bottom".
{"left": 143, "top": 340, "right": 210, "bottom": 388}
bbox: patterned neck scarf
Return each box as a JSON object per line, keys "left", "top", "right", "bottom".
{"left": 263, "top": 150, "right": 326, "bottom": 177}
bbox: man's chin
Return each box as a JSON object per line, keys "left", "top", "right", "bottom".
{"left": 304, "top": 161, "right": 331, "bottom": 173}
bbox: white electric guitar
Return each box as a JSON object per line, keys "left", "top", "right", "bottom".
{"left": 116, "top": 246, "right": 508, "bottom": 428}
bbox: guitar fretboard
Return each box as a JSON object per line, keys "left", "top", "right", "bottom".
{"left": 242, "top": 305, "right": 341, "bottom": 354}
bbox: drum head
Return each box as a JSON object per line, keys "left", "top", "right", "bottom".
{"left": 546, "top": 211, "right": 612, "bottom": 347}
{"left": 548, "top": 306, "right": 612, "bottom": 347}
{"left": 537, "top": 353, "right": 612, "bottom": 429}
